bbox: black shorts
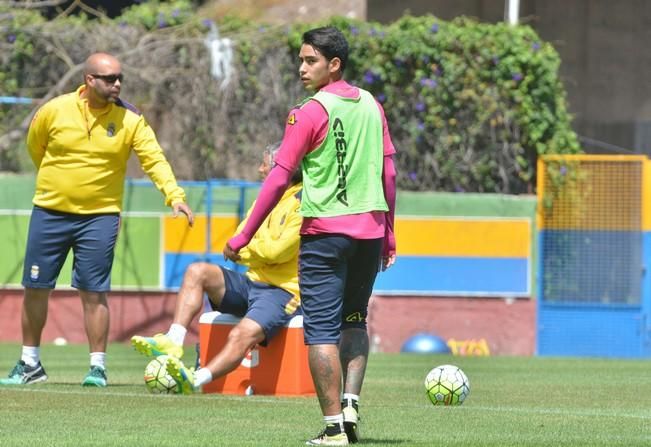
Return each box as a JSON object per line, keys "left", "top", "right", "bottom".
{"left": 299, "top": 234, "right": 383, "bottom": 344}
{"left": 211, "top": 266, "right": 300, "bottom": 345}
{"left": 22, "top": 206, "right": 120, "bottom": 292}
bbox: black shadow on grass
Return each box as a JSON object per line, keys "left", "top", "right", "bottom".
{"left": 362, "top": 439, "right": 410, "bottom": 444}
{"left": 44, "top": 382, "right": 136, "bottom": 388}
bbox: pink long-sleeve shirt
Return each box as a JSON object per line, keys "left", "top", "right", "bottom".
{"left": 229, "top": 80, "right": 397, "bottom": 255}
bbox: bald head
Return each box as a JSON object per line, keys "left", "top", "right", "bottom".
{"left": 83, "top": 53, "right": 121, "bottom": 78}
{"left": 81, "top": 52, "right": 122, "bottom": 108}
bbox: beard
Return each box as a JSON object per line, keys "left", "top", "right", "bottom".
{"left": 105, "top": 90, "right": 120, "bottom": 103}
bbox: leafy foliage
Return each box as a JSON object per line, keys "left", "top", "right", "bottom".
{"left": 0, "top": 5, "right": 580, "bottom": 192}
{"left": 288, "top": 15, "right": 580, "bottom": 192}
{"left": 117, "top": 0, "right": 196, "bottom": 30}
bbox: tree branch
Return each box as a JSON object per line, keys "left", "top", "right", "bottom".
{"left": 0, "top": 0, "right": 68, "bottom": 8}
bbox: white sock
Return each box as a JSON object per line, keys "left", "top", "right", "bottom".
{"left": 90, "top": 352, "right": 106, "bottom": 369}
{"left": 324, "top": 413, "right": 344, "bottom": 431}
{"left": 193, "top": 367, "right": 213, "bottom": 388}
{"left": 166, "top": 324, "right": 187, "bottom": 346}
{"left": 343, "top": 392, "right": 359, "bottom": 406}
{"left": 21, "top": 346, "right": 40, "bottom": 367}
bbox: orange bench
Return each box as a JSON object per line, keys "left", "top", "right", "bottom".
{"left": 199, "top": 312, "right": 315, "bottom": 396}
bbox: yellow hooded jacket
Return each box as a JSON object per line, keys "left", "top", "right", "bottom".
{"left": 237, "top": 182, "right": 302, "bottom": 313}
{"left": 26, "top": 85, "right": 186, "bottom": 214}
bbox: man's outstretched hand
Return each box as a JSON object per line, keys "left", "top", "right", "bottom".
{"left": 223, "top": 242, "right": 241, "bottom": 262}
{"left": 173, "top": 202, "right": 194, "bottom": 227}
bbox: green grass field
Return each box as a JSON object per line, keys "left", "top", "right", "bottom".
{"left": 1, "top": 342, "right": 651, "bottom": 446}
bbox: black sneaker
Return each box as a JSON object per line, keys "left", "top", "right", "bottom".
{"left": 305, "top": 423, "right": 349, "bottom": 446}
{"left": 0, "top": 360, "right": 48, "bottom": 385}
{"left": 342, "top": 399, "right": 360, "bottom": 443}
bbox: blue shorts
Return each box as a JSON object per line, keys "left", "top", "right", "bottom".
{"left": 22, "top": 206, "right": 120, "bottom": 292}
{"left": 299, "top": 235, "right": 383, "bottom": 345}
{"left": 210, "top": 266, "right": 300, "bottom": 345}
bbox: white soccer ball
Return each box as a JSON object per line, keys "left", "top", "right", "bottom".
{"left": 144, "top": 355, "right": 179, "bottom": 394}
{"left": 424, "top": 364, "right": 470, "bottom": 406}
{"left": 53, "top": 337, "right": 68, "bottom": 346}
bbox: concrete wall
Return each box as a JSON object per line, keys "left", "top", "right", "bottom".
{"left": 0, "top": 290, "right": 535, "bottom": 355}
{"left": 0, "top": 176, "right": 537, "bottom": 355}
{"left": 368, "top": 295, "right": 535, "bottom": 355}
{"left": 368, "top": 0, "right": 651, "bottom": 154}
{"left": 0, "top": 289, "right": 201, "bottom": 346}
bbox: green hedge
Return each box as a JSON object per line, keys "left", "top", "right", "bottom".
{"left": 0, "top": 2, "right": 579, "bottom": 193}
{"left": 288, "top": 15, "right": 580, "bottom": 192}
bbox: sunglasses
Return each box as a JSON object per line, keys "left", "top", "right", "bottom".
{"left": 91, "top": 73, "right": 123, "bottom": 83}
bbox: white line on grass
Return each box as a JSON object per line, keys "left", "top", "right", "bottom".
{"left": 3, "top": 388, "right": 651, "bottom": 420}
{"left": 0, "top": 387, "right": 308, "bottom": 404}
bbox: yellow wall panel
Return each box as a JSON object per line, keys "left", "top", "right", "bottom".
{"left": 164, "top": 215, "right": 239, "bottom": 253}
{"left": 643, "top": 159, "right": 651, "bottom": 231}
{"left": 165, "top": 215, "right": 530, "bottom": 258}
{"left": 396, "top": 218, "right": 531, "bottom": 257}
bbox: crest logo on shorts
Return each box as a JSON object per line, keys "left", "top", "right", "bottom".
{"left": 345, "top": 312, "right": 364, "bottom": 322}
{"left": 30, "top": 264, "right": 40, "bottom": 281}
{"left": 107, "top": 123, "right": 115, "bottom": 137}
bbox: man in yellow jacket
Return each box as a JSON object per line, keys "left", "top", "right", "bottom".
{"left": 0, "top": 53, "right": 193, "bottom": 388}
{"left": 131, "top": 142, "right": 302, "bottom": 393}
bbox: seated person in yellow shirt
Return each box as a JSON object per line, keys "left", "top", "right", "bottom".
{"left": 131, "top": 142, "right": 302, "bottom": 393}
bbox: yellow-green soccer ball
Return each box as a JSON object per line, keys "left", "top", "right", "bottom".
{"left": 424, "top": 364, "right": 470, "bottom": 406}
{"left": 144, "top": 355, "right": 179, "bottom": 394}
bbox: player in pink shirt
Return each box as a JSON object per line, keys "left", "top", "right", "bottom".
{"left": 225, "top": 26, "right": 396, "bottom": 446}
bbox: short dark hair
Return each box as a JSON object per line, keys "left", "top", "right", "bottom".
{"left": 302, "top": 26, "right": 349, "bottom": 73}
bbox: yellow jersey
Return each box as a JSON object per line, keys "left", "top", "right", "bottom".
{"left": 26, "top": 85, "right": 186, "bottom": 214}
{"left": 237, "top": 183, "right": 302, "bottom": 308}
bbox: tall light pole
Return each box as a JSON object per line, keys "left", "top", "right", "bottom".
{"left": 505, "top": 0, "right": 520, "bottom": 26}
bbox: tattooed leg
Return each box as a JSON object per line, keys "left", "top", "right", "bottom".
{"left": 340, "top": 328, "right": 369, "bottom": 395}
{"left": 308, "top": 344, "right": 342, "bottom": 416}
